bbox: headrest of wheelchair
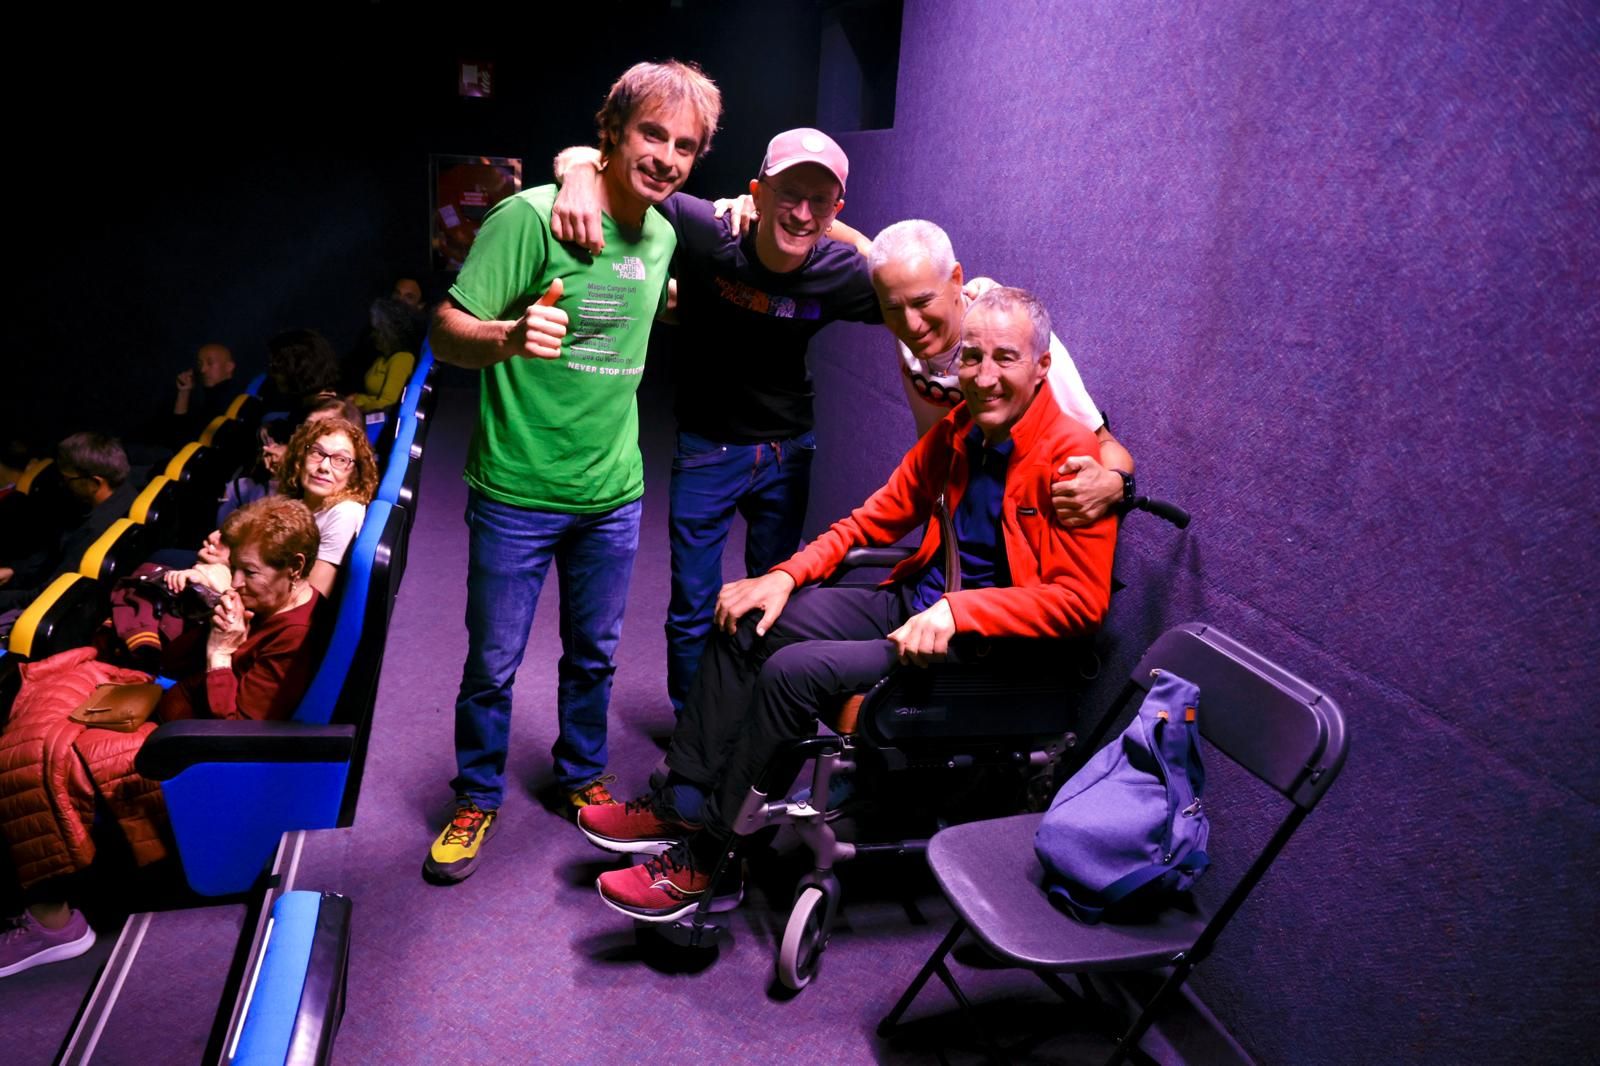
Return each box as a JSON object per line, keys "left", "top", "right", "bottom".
{"left": 292, "top": 499, "right": 398, "bottom": 725}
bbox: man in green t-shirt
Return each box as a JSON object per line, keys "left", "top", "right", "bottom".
{"left": 422, "top": 61, "right": 723, "bottom": 884}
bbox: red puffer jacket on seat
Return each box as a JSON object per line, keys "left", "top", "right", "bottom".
{"left": 0, "top": 647, "right": 168, "bottom": 890}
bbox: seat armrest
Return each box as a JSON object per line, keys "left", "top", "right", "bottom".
{"left": 839, "top": 546, "right": 915, "bottom": 572}
{"left": 136, "top": 721, "right": 356, "bottom": 779}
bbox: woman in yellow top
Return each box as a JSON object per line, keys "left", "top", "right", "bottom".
{"left": 349, "top": 297, "right": 420, "bottom": 412}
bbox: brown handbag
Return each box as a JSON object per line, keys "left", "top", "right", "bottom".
{"left": 68, "top": 683, "right": 165, "bottom": 732}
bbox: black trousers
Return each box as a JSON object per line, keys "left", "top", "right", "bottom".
{"left": 666, "top": 583, "right": 920, "bottom": 834}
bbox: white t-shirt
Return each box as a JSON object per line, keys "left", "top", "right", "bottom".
{"left": 313, "top": 499, "right": 366, "bottom": 569}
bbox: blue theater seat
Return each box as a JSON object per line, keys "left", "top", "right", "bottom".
{"left": 227, "top": 890, "right": 352, "bottom": 1066}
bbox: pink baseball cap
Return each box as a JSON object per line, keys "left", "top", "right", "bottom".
{"left": 760, "top": 128, "right": 849, "bottom": 194}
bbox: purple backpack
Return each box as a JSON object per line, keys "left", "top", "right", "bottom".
{"left": 1034, "top": 669, "right": 1211, "bottom": 923}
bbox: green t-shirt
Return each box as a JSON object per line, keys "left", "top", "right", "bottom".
{"left": 449, "top": 184, "right": 675, "bottom": 512}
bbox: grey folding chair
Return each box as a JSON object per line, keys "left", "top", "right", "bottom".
{"left": 877, "top": 622, "right": 1349, "bottom": 1065}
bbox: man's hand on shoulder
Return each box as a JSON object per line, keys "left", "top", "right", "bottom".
{"left": 713, "top": 193, "right": 758, "bottom": 237}
{"left": 1051, "top": 455, "right": 1123, "bottom": 526}
{"left": 962, "top": 276, "right": 1001, "bottom": 300}
{"left": 889, "top": 598, "right": 956, "bottom": 666}
{"left": 714, "top": 570, "right": 796, "bottom": 636}
{"left": 552, "top": 146, "right": 606, "bottom": 254}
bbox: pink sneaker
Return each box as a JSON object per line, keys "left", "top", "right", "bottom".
{"left": 0, "top": 909, "right": 96, "bottom": 979}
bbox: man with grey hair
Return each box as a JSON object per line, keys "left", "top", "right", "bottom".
{"left": 862, "top": 218, "right": 1136, "bottom": 526}
{"left": 578, "top": 285, "right": 1119, "bottom": 922}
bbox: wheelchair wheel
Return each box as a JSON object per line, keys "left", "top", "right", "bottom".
{"left": 777, "top": 885, "right": 831, "bottom": 990}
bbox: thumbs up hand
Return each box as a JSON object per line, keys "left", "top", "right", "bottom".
{"left": 515, "top": 278, "right": 568, "bottom": 359}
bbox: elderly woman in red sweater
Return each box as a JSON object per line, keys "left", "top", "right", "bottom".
{"left": 0, "top": 496, "right": 332, "bottom": 979}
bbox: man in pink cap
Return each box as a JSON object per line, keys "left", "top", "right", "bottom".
{"left": 553, "top": 127, "right": 882, "bottom": 723}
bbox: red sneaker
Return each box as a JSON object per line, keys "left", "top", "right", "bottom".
{"left": 596, "top": 842, "right": 740, "bottom": 923}
{"left": 578, "top": 793, "right": 702, "bottom": 855}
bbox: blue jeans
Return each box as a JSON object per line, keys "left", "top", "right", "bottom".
{"left": 452, "top": 491, "right": 641, "bottom": 805}
{"left": 665, "top": 430, "right": 815, "bottom": 715}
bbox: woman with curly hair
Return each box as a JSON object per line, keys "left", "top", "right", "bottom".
{"left": 278, "top": 416, "right": 378, "bottom": 595}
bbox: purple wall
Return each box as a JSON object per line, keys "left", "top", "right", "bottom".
{"left": 806, "top": 3, "right": 1598, "bottom": 1061}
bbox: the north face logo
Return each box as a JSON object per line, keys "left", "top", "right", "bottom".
{"left": 613, "top": 257, "right": 646, "bottom": 280}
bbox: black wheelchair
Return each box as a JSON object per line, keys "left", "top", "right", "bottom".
{"left": 650, "top": 494, "right": 1191, "bottom": 992}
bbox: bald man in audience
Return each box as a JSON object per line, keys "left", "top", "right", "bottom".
{"left": 172, "top": 342, "right": 240, "bottom": 440}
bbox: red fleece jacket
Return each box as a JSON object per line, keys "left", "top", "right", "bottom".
{"left": 774, "top": 382, "right": 1117, "bottom": 638}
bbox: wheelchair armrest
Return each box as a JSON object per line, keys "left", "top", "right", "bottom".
{"left": 821, "top": 546, "right": 916, "bottom": 588}
{"left": 136, "top": 720, "right": 357, "bottom": 780}
{"left": 840, "top": 546, "right": 915, "bottom": 572}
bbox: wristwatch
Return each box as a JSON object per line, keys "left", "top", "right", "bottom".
{"left": 1113, "top": 470, "right": 1136, "bottom": 514}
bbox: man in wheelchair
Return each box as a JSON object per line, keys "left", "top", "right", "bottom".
{"left": 579, "top": 286, "right": 1118, "bottom": 921}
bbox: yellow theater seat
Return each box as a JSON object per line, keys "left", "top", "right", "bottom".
{"left": 77, "top": 518, "right": 143, "bottom": 583}
{"left": 7, "top": 572, "right": 89, "bottom": 658}
{"left": 130, "top": 476, "right": 172, "bottom": 524}
{"left": 165, "top": 442, "right": 206, "bottom": 482}
{"left": 16, "top": 457, "right": 52, "bottom": 494}
{"left": 199, "top": 415, "right": 230, "bottom": 446}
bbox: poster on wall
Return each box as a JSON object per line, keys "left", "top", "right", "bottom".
{"left": 430, "top": 154, "right": 522, "bottom": 273}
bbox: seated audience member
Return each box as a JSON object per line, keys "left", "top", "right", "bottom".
{"left": 0, "top": 438, "right": 31, "bottom": 500}
{"left": 0, "top": 433, "right": 141, "bottom": 627}
{"left": 578, "top": 287, "right": 1118, "bottom": 921}
{"left": 304, "top": 395, "right": 365, "bottom": 429}
{"left": 262, "top": 329, "right": 343, "bottom": 417}
{"left": 217, "top": 416, "right": 293, "bottom": 524}
{"left": 0, "top": 496, "right": 334, "bottom": 978}
{"left": 348, "top": 298, "right": 419, "bottom": 413}
{"left": 391, "top": 276, "right": 424, "bottom": 308}
{"left": 171, "top": 342, "right": 241, "bottom": 440}
{"left": 277, "top": 416, "right": 378, "bottom": 596}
